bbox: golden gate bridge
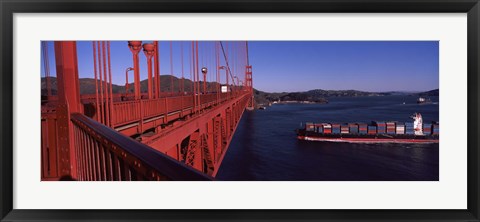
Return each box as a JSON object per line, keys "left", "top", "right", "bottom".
{"left": 41, "top": 41, "right": 254, "bottom": 181}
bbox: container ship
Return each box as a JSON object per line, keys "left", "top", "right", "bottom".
{"left": 296, "top": 113, "right": 439, "bottom": 144}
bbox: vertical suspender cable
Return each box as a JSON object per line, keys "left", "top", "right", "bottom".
{"left": 154, "top": 41, "right": 160, "bottom": 99}
{"left": 107, "top": 41, "right": 114, "bottom": 127}
{"left": 170, "top": 41, "right": 174, "bottom": 93}
{"left": 92, "top": 42, "right": 100, "bottom": 121}
{"left": 219, "top": 42, "right": 236, "bottom": 89}
{"left": 195, "top": 41, "right": 200, "bottom": 110}
{"left": 231, "top": 41, "right": 234, "bottom": 92}
{"left": 97, "top": 41, "right": 105, "bottom": 124}
{"left": 192, "top": 41, "right": 196, "bottom": 112}
{"left": 226, "top": 42, "right": 229, "bottom": 88}
{"left": 215, "top": 42, "right": 220, "bottom": 103}
{"left": 42, "top": 42, "right": 52, "bottom": 97}
{"left": 189, "top": 42, "right": 193, "bottom": 93}
{"left": 209, "top": 42, "right": 213, "bottom": 93}
{"left": 102, "top": 41, "right": 110, "bottom": 127}
{"left": 181, "top": 42, "right": 184, "bottom": 94}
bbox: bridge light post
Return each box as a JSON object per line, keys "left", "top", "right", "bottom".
{"left": 128, "top": 41, "right": 142, "bottom": 100}
{"left": 143, "top": 43, "right": 155, "bottom": 99}
{"left": 125, "top": 67, "right": 134, "bottom": 97}
{"left": 201, "top": 67, "right": 208, "bottom": 94}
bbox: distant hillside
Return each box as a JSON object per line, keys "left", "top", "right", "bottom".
{"left": 41, "top": 76, "right": 222, "bottom": 95}
{"left": 304, "top": 89, "right": 388, "bottom": 97}
{"left": 253, "top": 88, "right": 439, "bottom": 107}
{"left": 253, "top": 89, "right": 387, "bottom": 106}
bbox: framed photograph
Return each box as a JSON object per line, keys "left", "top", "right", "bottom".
{"left": 1, "top": 0, "right": 479, "bottom": 221}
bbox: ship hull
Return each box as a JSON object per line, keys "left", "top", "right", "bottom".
{"left": 297, "top": 130, "right": 439, "bottom": 144}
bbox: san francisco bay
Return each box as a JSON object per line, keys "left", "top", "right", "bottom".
{"left": 216, "top": 95, "right": 439, "bottom": 181}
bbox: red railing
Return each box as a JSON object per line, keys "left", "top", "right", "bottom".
{"left": 110, "top": 100, "right": 141, "bottom": 126}
{"left": 142, "top": 98, "right": 167, "bottom": 119}
{"left": 71, "top": 113, "right": 213, "bottom": 181}
{"left": 110, "top": 91, "right": 247, "bottom": 127}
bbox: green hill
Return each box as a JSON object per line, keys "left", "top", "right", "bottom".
{"left": 41, "top": 75, "right": 222, "bottom": 95}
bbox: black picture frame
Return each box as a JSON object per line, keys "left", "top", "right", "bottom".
{"left": 1, "top": 0, "right": 479, "bottom": 221}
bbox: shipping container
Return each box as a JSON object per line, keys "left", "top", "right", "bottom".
{"left": 396, "top": 123, "right": 405, "bottom": 135}
{"left": 357, "top": 123, "right": 368, "bottom": 134}
{"left": 386, "top": 122, "right": 396, "bottom": 134}
{"left": 330, "top": 124, "right": 339, "bottom": 133}
{"left": 372, "top": 121, "right": 386, "bottom": 134}
{"left": 376, "top": 126, "right": 386, "bottom": 134}
{"left": 341, "top": 125, "right": 349, "bottom": 134}
{"left": 349, "top": 124, "right": 359, "bottom": 134}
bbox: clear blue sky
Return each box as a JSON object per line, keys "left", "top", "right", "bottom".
{"left": 41, "top": 41, "right": 438, "bottom": 93}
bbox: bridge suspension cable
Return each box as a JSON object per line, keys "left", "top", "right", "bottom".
{"left": 41, "top": 42, "right": 52, "bottom": 97}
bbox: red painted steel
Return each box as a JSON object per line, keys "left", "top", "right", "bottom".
{"left": 41, "top": 41, "right": 253, "bottom": 181}
{"left": 53, "top": 41, "right": 82, "bottom": 179}
{"left": 143, "top": 43, "right": 155, "bottom": 99}
{"left": 97, "top": 42, "right": 105, "bottom": 124}
{"left": 107, "top": 42, "right": 114, "bottom": 127}
{"left": 128, "top": 41, "right": 142, "bottom": 100}
{"left": 195, "top": 41, "right": 200, "bottom": 113}
{"left": 102, "top": 42, "right": 110, "bottom": 127}
{"left": 92, "top": 42, "right": 101, "bottom": 120}
{"left": 154, "top": 41, "right": 160, "bottom": 99}
{"left": 180, "top": 42, "right": 185, "bottom": 93}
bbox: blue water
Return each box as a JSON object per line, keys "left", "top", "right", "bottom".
{"left": 216, "top": 95, "right": 439, "bottom": 181}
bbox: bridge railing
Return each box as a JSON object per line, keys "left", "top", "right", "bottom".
{"left": 110, "top": 100, "right": 141, "bottom": 126}
{"left": 110, "top": 91, "right": 248, "bottom": 127}
{"left": 71, "top": 113, "right": 213, "bottom": 181}
{"left": 142, "top": 98, "right": 167, "bottom": 119}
